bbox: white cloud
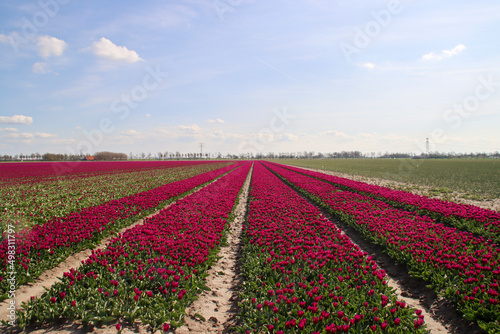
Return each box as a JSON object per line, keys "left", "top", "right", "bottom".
{"left": 318, "top": 130, "right": 356, "bottom": 144}
{"left": 152, "top": 124, "right": 203, "bottom": 140}
{"left": 206, "top": 118, "right": 225, "bottom": 124}
{"left": 320, "top": 130, "right": 354, "bottom": 139}
{"left": 282, "top": 133, "right": 298, "bottom": 141}
{"left": 177, "top": 124, "right": 201, "bottom": 134}
{"left": 90, "top": 37, "right": 143, "bottom": 63}
{"left": 360, "top": 62, "right": 375, "bottom": 69}
{"left": 3, "top": 132, "right": 34, "bottom": 140}
{"left": 2, "top": 132, "right": 57, "bottom": 142}
{"left": 146, "top": 113, "right": 151, "bottom": 117}
{"left": 154, "top": 127, "right": 169, "bottom": 135}
{"left": 422, "top": 44, "right": 466, "bottom": 61}
{"left": 32, "top": 62, "right": 50, "bottom": 74}
{"left": 244, "top": 132, "right": 299, "bottom": 144}
{"left": 0, "top": 115, "right": 33, "bottom": 125}
{"left": 0, "top": 33, "right": 9, "bottom": 44}
{"left": 209, "top": 130, "right": 246, "bottom": 141}
{"left": 37, "top": 36, "right": 67, "bottom": 58}
{"left": 35, "top": 132, "right": 57, "bottom": 139}
{"left": 122, "top": 129, "right": 140, "bottom": 136}
{"left": 49, "top": 138, "right": 76, "bottom": 145}
{"left": 0, "top": 128, "right": 19, "bottom": 132}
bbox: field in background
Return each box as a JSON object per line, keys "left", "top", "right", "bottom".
{"left": 273, "top": 158, "right": 500, "bottom": 199}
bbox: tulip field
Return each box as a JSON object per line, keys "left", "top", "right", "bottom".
{"left": 0, "top": 160, "right": 234, "bottom": 298}
{"left": 238, "top": 163, "right": 426, "bottom": 333}
{"left": 16, "top": 161, "right": 251, "bottom": 330}
{"left": 0, "top": 161, "right": 233, "bottom": 229}
{"left": 262, "top": 161, "right": 500, "bottom": 333}
{"left": 1, "top": 160, "right": 499, "bottom": 332}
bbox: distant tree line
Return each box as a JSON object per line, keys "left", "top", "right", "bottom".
{"left": 94, "top": 152, "right": 127, "bottom": 160}
{"left": 1, "top": 150, "right": 499, "bottom": 161}
{"left": 252, "top": 151, "right": 500, "bottom": 159}
{"left": 42, "top": 153, "right": 81, "bottom": 161}
{"left": 0, "top": 151, "right": 127, "bottom": 161}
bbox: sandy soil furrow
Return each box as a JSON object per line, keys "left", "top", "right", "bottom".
{"left": 175, "top": 164, "right": 252, "bottom": 334}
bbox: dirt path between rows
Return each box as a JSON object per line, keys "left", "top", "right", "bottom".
{"left": 175, "top": 164, "right": 252, "bottom": 334}
{"left": 0, "top": 172, "right": 232, "bottom": 332}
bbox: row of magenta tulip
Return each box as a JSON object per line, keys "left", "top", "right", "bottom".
{"left": 0, "top": 160, "right": 221, "bottom": 186}
{"left": 15, "top": 162, "right": 251, "bottom": 331}
{"left": 270, "top": 162, "right": 500, "bottom": 243}
{"left": 1, "top": 162, "right": 231, "bottom": 229}
{"left": 0, "top": 162, "right": 243, "bottom": 299}
{"left": 238, "top": 162, "right": 426, "bottom": 333}
{"left": 264, "top": 162, "right": 500, "bottom": 332}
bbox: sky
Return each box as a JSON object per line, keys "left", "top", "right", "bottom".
{"left": 0, "top": 0, "right": 499, "bottom": 157}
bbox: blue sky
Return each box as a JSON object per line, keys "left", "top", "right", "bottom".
{"left": 0, "top": 0, "right": 499, "bottom": 157}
